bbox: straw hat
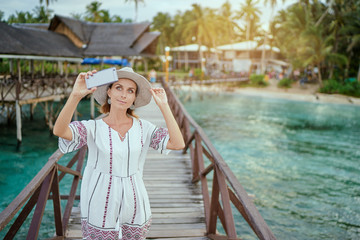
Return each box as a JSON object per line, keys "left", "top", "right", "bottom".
{"left": 93, "top": 67, "right": 152, "bottom": 108}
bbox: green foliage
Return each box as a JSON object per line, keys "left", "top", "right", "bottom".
{"left": 319, "top": 79, "right": 360, "bottom": 97}
{"left": 250, "top": 74, "right": 268, "bottom": 87}
{"left": 277, "top": 78, "right": 293, "bottom": 88}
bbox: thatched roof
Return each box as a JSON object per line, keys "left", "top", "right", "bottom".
{"left": 0, "top": 15, "right": 160, "bottom": 59}
{"left": 49, "top": 15, "right": 160, "bottom": 57}
{"left": 0, "top": 22, "right": 82, "bottom": 58}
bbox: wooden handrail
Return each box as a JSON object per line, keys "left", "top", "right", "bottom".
{"left": 0, "top": 146, "right": 87, "bottom": 239}
{"left": 162, "top": 78, "right": 276, "bottom": 240}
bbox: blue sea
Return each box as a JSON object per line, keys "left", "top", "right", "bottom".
{"left": 180, "top": 91, "right": 360, "bottom": 240}
{"left": 0, "top": 91, "right": 359, "bottom": 239}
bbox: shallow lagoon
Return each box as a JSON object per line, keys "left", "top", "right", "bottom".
{"left": 181, "top": 91, "right": 360, "bottom": 239}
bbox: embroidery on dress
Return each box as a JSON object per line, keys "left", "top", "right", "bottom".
{"left": 122, "top": 219, "right": 151, "bottom": 240}
{"left": 81, "top": 219, "right": 118, "bottom": 240}
{"left": 150, "top": 127, "right": 168, "bottom": 150}
{"left": 60, "top": 121, "right": 87, "bottom": 152}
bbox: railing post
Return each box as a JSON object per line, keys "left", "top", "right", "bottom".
{"left": 27, "top": 167, "right": 56, "bottom": 240}
{"left": 208, "top": 166, "right": 220, "bottom": 234}
{"left": 195, "top": 132, "right": 210, "bottom": 227}
{"left": 51, "top": 167, "right": 64, "bottom": 237}
{"left": 215, "top": 164, "right": 237, "bottom": 239}
{"left": 62, "top": 146, "right": 86, "bottom": 231}
{"left": 3, "top": 187, "right": 41, "bottom": 240}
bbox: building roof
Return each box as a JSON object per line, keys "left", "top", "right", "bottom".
{"left": 217, "top": 41, "right": 280, "bottom": 52}
{"left": 171, "top": 44, "right": 219, "bottom": 53}
{"left": 49, "top": 15, "right": 160, "bottom": 57}
{"left": 0, "top": 22, "right": 82, "bottom": 58}
{"left": 0, "top": 15, "right": 160, "bottom": 59}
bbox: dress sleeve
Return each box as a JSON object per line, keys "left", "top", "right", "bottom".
{"left": 58, "top": 121, "right": 88, "bottom": 153}
{"left": 149, "top": 126, "right": 171, "bottom": 155}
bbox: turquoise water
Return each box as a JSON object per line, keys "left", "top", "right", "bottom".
{"left": 180, "top": 91, "right": 360, "bottom": 240}
{"left": 0, "top": 99, "right": 96, "bottom": 239}
{"left": 1, "top": 92, "right": 359, "bottom": 239}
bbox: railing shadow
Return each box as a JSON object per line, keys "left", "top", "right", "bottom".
{"left": 162, "top": 77, "right": 276, "bottom": 240}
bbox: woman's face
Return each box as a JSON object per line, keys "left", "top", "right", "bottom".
{"left": 107, "top": 78, "right": 137, "bottom": 110}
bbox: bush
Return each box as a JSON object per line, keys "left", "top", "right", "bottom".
{"left": 250, "top": 74, "right": 268, "bottom": 87}
{"left": 320, "top": 79, "right": 360, "bottom": 97}
{"left": 278, "top": 78, "right": 292, "bottom": 88}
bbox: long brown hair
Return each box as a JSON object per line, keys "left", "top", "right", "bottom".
{"left": 99, "top": 83, "right": 139, "bottom": 118}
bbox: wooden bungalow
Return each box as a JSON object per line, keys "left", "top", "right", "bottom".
{"left": 217, "top": 41, "right": 288, "bottom": 74}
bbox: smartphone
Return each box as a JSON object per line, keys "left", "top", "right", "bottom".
{"left": 85, "top": 67, "right": 118, "bottom": 89}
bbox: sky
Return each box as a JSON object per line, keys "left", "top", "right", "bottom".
{"left": 1, "top": 0, "right": 298, "bottom": 30}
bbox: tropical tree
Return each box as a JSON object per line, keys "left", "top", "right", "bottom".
{"left": 235, "top": 0, "right": 261, "bottom": 41}
{"left": 217, "top": 1, "right": 241, "bottom": 45}
{"left": 39, "top": 0, "right": 57, "bottom": 19}
{"left": 7, "top": 11, "right": 36, "bottom": 23}
{"left": 0, "top": 10, "right": 4, "bottom": 22}
{"left": 181, "top": 4, "right": 218, "bottom": 74}
{"left": 124, "top": 0, "right": 144, "bottom": 22}
{"left": 151, "top": 12, "right": 174, "bottom": 54}
{"left": 85, "top": 1, "right": 102, "bottom": 22}
{"left": 341, "top": 2, "right": 360, "bottom": 81}
{"left": 84, "top": 1, "right": 112, "bottom": 22}
{"left": 261, "top": 0, "right": 286, "bottom": 73}
{"left": 33, "top": 5, "right": 52, "bottom": 23}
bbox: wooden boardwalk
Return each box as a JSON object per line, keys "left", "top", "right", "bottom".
{"left": 65, "top": 98, "right": 208, "bottom": 239}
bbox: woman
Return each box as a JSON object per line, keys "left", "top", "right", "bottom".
{"left": 53, "top": 67, "right": 185, "bottom": 240}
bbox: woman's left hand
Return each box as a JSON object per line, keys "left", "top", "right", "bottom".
{"left": 150, "top": 88, "right": 168, "bottom": 106}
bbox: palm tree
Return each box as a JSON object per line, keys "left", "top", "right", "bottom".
{"left": 261, "top": 0, "right": 286, "bottom": 73}
{"left": 124, "top": 0, "right": 144, "bottom": 22}
{"left": 341, "top": 3, "right": 360, "bottom": 81}
{"left": 218, "top": 1, "right": 240, "bottom": 44}
{"left": 182, "top": 4, "right": 217, "bottom": 75}
{"left": 152, "top": 12, "right": 174, "bottom": 53}
{"left": 33, "top": 5, "right": 52, "bottom": 23}
{"left": 84, "top": 1, "right": 103, "bottom": 22}
{"left": 236, "top": 0, "right": 260, "bottom": 41}
{"left": 7, "top": 11, "right": 36, "bottom": 23}
{"left": 39, "top": 0, "right": 57, "bottom": 19}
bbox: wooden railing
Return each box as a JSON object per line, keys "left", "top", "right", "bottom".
{"left": 162, "top": 78, "right": 276, "bottom": 240}
{"left": 0, "top": 147, "right": 86, "bottom": 239}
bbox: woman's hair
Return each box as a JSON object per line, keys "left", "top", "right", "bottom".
{"left": 100, "top": 83, "right": 139, "bottom": 119}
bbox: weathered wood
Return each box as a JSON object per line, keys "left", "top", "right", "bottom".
{"left": 3, "top": 187, "right": 41, "bottom": 239}
{"left": 62, "top": 147, "right": 86, "bottom": 232}
{"left": 57, "top": 163, "right": 82, "bottom": 178}
{"left": 51, "top": 169, "right": 64, "bottom": 237}
{"left": 215, "top": 165, "right": 237, "bottom": 238}
{"left": 27, "top": 168, "right": 56, "bottom": 240}
{"left": 0, "top": 150, "right": 63, "bottom": 231}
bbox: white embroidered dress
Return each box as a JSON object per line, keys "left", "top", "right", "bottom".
{"left": 58, "top": 117, "right": 170, "bottom": 240}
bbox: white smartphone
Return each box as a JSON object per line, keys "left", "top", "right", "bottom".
{"left": 85, "top": 67, "right": 118, "bottom": 89}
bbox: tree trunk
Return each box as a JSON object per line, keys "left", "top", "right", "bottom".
{"left": 317, "top": 63, "right": 323, "bottom": 86}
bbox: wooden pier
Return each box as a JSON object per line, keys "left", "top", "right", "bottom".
{"left": 0, "top": 79, "right": 276, "bottom": 240}
{"left": 65, "top": 98, "right": 208, "bottom": 239}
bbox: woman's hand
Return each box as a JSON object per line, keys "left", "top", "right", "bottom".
{"left": 150, "top": 88, "right": 168, "bottom": 106}
{"left": 71, "top": 70, "right": 97, "bottom": 99}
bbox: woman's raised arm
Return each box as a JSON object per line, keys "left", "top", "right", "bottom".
{"left": 150, "top": 88, "right": 185, "bottom": 150}
{"left": 53, "top": 70, "right": 97, "bottom": 140}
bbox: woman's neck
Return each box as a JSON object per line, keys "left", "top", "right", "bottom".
{"left": 105, "top": 109, "right": 131, "bottom": 124}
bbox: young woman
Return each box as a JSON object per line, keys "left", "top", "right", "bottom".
{"left": 53, "top": 67, "right": 185, "bottom": 240}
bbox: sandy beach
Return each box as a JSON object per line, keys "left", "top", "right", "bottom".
{"left": 174, "top": 78, "right": 360, "bottom": 106}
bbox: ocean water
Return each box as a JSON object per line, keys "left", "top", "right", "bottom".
{"left": 1, "top": 92, "right": 359, "bottom": 239}
{"left": 180, "top": 91, "right": 360, "bottom": 240}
